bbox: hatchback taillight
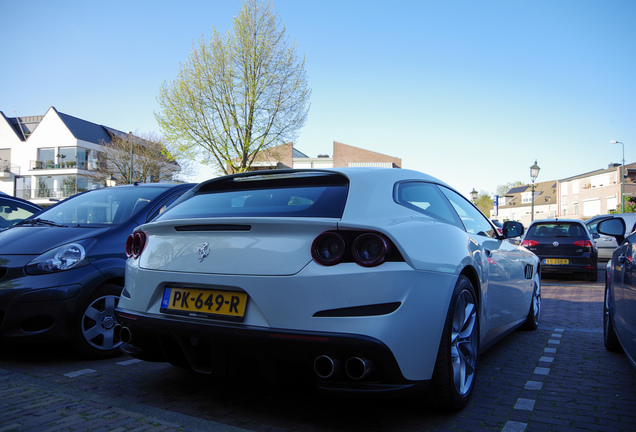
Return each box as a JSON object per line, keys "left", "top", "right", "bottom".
{"left": 573, "top": 240, "right": 594, "bottom": 248}
{"left": 125, "top": 231, "right": 147, "bottom": 259}
{"left": 312, "top": 231, "right": 401, "bottom": 267}
{"left": 521, "top": 239, "right": 539, "bottom": 247}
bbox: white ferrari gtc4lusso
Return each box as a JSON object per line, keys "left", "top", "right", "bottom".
{"left": 115, "top": 168, "right": 540, "bottom": 411}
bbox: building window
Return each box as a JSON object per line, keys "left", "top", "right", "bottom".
{"left": 38, "top": 148, "right": 55, "bottom": 168}
{"left": 521, "top": 192, "right": 533, "bottom": 203}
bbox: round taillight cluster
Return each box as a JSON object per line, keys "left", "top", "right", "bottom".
{"left": 312, "top": 231, "right": 391, "bottom": 267}
{"left": 312, "top": 232, "right": 346, "bottom": 265}
{"left": 125, "top": 231, "right": 147, "bottom": 259}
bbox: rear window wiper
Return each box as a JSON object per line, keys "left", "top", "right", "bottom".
{"left": 18, "top": 218, "right": 67, "bottom": 227}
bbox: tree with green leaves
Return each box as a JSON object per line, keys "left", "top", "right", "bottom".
{"left": 156, "top": 0, "right": 311, "bottom": 175}
{"left": 474, "top": 192, "right": 494, "bottom": 216}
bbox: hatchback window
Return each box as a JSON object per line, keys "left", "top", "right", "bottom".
{"left": 527, "top": 222, "right": 588, "bottom": 238}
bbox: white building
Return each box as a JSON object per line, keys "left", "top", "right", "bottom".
{"left": 1, "top": 107, "right": 139, "bottom": 206}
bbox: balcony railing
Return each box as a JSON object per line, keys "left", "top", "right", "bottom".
{"left": 34, "top": 187, "right": 86, "bottom": 200}
{"left": 30, "top": 160, "right": 85, "bottom": 170}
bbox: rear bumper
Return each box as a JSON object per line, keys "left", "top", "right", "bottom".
{"left": 115, "top": 308, "right": 424, "bottom": 395}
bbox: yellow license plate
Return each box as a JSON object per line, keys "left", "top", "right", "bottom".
{"left": 161, "top": 287, "right": 247, "bottom": 321}
{"left": 545, "top": 258, "right": 569, "bottom": 265}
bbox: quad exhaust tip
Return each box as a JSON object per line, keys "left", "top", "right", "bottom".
{"left": 313, "top": 355, "right": 374, "bottom": 380}
{"left": 314, "top": 355, "right": 340, "bottom": 379}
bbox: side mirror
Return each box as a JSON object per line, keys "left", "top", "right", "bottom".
{"left": 502, "top": 221, "right": 524, "bottom": 239}
{"left": 598, "top": 218, "right": 625, "bottom": 244}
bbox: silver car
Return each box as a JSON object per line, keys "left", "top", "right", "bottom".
{"left": 586, "top": 214, "right": 636, "bottom": 260}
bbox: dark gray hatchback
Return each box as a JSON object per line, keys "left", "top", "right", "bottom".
{"left": 0, "top": 183, "right": 193, "bottom": 358}
{"left": 521, "top": 219, "right": 598, "bottom": 281}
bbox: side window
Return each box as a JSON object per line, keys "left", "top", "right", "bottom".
{"left": 394, "top": 181, "right": 462, "bottom": 227}
{"left": 439, "top": 186, "right": 496, "bottom": 238}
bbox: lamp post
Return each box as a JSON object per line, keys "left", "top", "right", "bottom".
{"left": 105, "top": 175, "right": 117, "bottom": 188}
{"left": 128, "top": 131, "right": 134, "bottom": 184}
{"left": 470, "top": 188, "right": 478, "bottom": 203}
{"left": 611, "top": 140, "right": 625, "bottom": 213}
{"left": 530, "top": 160, "right": 540, "bottom": 222}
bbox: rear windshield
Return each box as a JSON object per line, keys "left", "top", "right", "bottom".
{"left": 527, "top": 222, "right": 588, "bottom": 238}
{"left": 156, "top": 172, "right": 349, "bottom": 220}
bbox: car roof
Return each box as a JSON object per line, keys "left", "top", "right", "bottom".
{"left": 196, "top": 167, "right": 450, "bottom": 190}
{"left": 0, "top": 194, "right": 42, "bottom": 211}
{"left": 529, "top": 219, "right": 586, "bottom": 225}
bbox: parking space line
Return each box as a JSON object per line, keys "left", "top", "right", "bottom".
{"left": 117, "top": 359, "right": 143, "bottom": 366}
{"left": 502, "top": 420, "right": 527, "bottom": 432}
{"left": 505, "top": 328, "right": 565, "bottom": 432}
{"left": 63, "top": 369, "right": 96, "bottom": 378}
{"left": 514, "top": 398, "right": 536, "bottom": 411}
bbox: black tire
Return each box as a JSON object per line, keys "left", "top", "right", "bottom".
{"left": 588, "top": 270, "right": 598, "bottom": 283}
{"left": 426, "top": 275, "right": 479, "bottom": 412}
{"left": 604, "top": 282, "right": 622, "bottom": 353}
{"left": 74, "top": 284, "right": 124, "bottom": 359}
{"left": 521, "top": 277, "right": 541, "bottom": 331}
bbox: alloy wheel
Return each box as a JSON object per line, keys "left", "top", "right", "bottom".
{"left": 450, "top": 289, "right": 478, "bottom": 396}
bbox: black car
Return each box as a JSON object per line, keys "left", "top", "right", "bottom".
{"left": 0, "top": 192, "right": 42, "bottom": 230}
{"left": 597, "top": 218, "right": 636, "bottom": 370}
{"left": 521, "top": 219, "right": 598, "bottom": 281}
{"left": 0, "top": 183, "right": 193, "bottom": 358}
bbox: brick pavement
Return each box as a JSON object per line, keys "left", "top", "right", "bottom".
{"left": 1, "top": 282, "right": 635, "bottom": 432}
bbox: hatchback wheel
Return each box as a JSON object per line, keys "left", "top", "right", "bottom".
{"left": 75, "top": 284, "right": 123, "bottom": 359}
{"left": 426, "top": 275, "right": 479, "bottom": 412}
{"left": 603, "top": 282, "right": 622, "bottom": 353}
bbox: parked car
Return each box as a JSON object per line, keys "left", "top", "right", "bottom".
{"left": 0, "top": 192, "right": 42, "bottom": 230}
{"left": 114, "top": 168, "right": 540, "bottom": 412}
{"left": 597, "top": 218, "right": 636, "bottom": 370}
{"left": 521, "top": 219, "right": 598, "bottom": 281}
{"left": 0, "top": 183, "right": 194, "bottom": 358}
{"left": 585, "top": 214, "right": 636, "bottom": 261}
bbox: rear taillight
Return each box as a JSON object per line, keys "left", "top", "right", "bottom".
{"left": 125, "top": 231, "right": 147, "bottom": 259}
{"left": 573, "top": 240, "right": 594, "bottom": 248}
{"left": 311, "top": 232, "right": 345, "bottom": 265}
{"left": 353, "top": 233, "right": 389, "bottom": 267}
{"left": 312, "top": 231, "right": 401, "bottom": 267}
{"left": 521, "top": 239, "right": 539, "bottom": 247}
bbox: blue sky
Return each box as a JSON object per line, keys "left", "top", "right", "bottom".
{"left": 1, "top": 0, "right": 634, "bottom": 198}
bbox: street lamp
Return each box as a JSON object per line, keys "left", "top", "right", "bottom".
{"left": 530, "top": 160, "right": 540, "bottom": 222}
{"left": 105, "top": 174, "right": 117, "bottom": 188}
{"left": 611, "top": 140, "right": 625, "bottom": 213}
{"left": 128, "top": 131, "right": 134, "bottom": 184}
{"left": 470, "top": 188, "right": 478, "bottom": 202}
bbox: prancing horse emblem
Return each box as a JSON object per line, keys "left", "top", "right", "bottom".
{"left": 198, "top": 242, "right": 210, "bottom": 262}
